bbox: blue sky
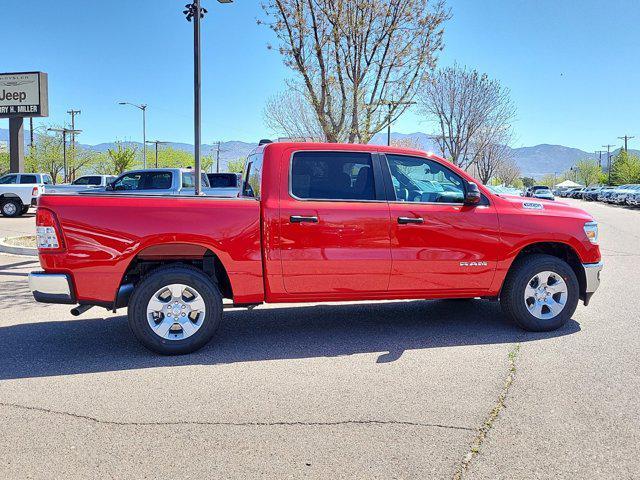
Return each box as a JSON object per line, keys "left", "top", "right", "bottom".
{"left": 2, "top": 0, "right": 639, "bottom": 151}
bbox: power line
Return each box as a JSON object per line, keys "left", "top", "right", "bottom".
{"left": 594, "top": 150, "right": 605, "bottom": 169}
{"left": 602, "top": 144, "right": 615, "bottom": 185}
{"left": 67, "top": 110, "right": 81, "bottom": 180}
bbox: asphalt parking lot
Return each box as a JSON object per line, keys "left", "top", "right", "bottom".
{"left": 0, "top": 198, "right": 638, "bottom": 479}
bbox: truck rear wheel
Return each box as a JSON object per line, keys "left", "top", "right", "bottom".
{"left": 1, "top": 198, "right": 23, "bottom": 218}
{"left": 500, "top": 254, "right": 579, "bottom": 332}
{"left": 128, "top": 265, "right": 223, "bottom": 355}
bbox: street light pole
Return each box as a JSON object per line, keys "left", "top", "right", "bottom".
{"left": 119, "top": 102, "right": 148, "bottom": 168}
{"left": 184, "top": 0, "right": 233, "bottom": 195}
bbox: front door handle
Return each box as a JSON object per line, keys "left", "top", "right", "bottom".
{"left": 290, "top": 215, "right": 319, "bottom": 223}
{"left": 397, "top": 216, "right": 424, "bottom": 225}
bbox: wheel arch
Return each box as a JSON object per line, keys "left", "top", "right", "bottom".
{"left": 502, "top": 241, "right": 586, "bottom": 300}
{"left": 116, "top": 242, "right": 233, "bottom": 308}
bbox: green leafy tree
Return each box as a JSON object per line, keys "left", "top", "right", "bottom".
{"left": 68, "top": 148, "right": 104, "bottom": 181}
{"left": 152, "top": 147, "right": 195, "bottom": 169}
{"left": 521, "top": 177, "right": 536, "bottom": 188}
{"left": 103, "top": 143, "right": 138, "bottom": 175}
{"left": 25, "top": 126, "right": 65, "bottom": 183}
{"left": 0, "top": 151, "right": 9, "bottom": 176}
{"left": 539, "top": 174, "right": 556, "bottom": 187}
{"left": 611, "top": 150, "right": 640, "bottom": 185}
{"left": 227, "top": 158, "right": 246, "bottom": 174}
{"left": 573, "top": 159, "right": 602, "bottom": 187}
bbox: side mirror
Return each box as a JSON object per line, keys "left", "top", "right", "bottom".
{"left": 464, "top": 182, "right": 482, "bottom": 205}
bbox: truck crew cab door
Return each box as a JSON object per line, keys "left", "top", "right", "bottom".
{"left": 278, "top": 150, "right": 392, "bottom": 296}
{"left": 382, "top": 153, "right": 500, "bottom": 295}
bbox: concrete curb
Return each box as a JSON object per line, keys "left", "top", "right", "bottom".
{"left": 0, "top": 237, "right": 38, "bottom": 257}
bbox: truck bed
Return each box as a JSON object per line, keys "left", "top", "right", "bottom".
{"left": 37, "top": 193, "right": 264, "bottom": 306}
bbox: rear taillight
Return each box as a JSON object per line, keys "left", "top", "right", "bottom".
{"left": 32, "top": 186, "right": 39, "bottom": 196}
{"left": 36, "top": 208, "right": 64, "bottom": 251}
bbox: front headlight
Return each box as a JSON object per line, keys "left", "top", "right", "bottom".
{"left": 584, "top": 221, "right": 599, "bottom": 244}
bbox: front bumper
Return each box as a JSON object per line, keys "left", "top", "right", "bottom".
{"left": 29, "top": 272, "right": 76, "bottom": 304}
{"left": 582, "top": 261, "right": 603, "bottom": 306}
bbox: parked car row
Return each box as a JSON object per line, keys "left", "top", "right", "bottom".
{"left": 558, "top": 184, "right": 640, "bottom": 206}
{"left": 0, "top": 169, "right": 242, "bottom": 217}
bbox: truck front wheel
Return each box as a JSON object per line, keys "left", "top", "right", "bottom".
{"left": 500, "top": 254, "right": 579, "bottom": 332}
{"left": 128, "top": 265, "right": 223, "bottom": 355}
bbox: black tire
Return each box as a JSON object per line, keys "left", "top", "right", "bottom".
{"left": 500, "top": 254, "right": 579, "bottom": 332}
{"left": 128, "top": 264, "right": 223, "bottom": 355}
{"left": 1, "top": 198, "right": 23, "bottom": 218}
{"left": 21, "top": 205, "right": 30, "bottom": 215}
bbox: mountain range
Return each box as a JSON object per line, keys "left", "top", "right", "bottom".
{"left": 2, "top": 128, "right": 636, "bottom": 178}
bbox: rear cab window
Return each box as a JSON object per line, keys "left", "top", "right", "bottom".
{"left": 19, "top": 175, "right": 38, "bottom": 184}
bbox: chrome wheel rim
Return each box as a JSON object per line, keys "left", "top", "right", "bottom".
{"left": 524, "top": 271, "right": 568, "bottom": 320}
{"left": 3, "top": 203, "right": 17, "bottom": 216}
{"left": 146, "top": 284, "right": 206, "bottom": 340}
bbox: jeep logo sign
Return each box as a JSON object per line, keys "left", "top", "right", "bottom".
{"left": 0, "top": 72, "right": 49, "bottom": 118}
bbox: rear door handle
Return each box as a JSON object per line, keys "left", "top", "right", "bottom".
{"left": 290, "top": 215, "right": 319, "bottom": 223}
{"left": 397, "top": 216, "right": 424, "bottom": 225}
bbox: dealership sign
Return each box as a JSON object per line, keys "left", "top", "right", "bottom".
{"left": 0, "top": 72, "right": 49, "bottom": 118}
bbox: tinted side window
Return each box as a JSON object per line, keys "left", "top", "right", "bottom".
{"left": 73, "top": 177, "right": 92, "bottom": 185}
{"left": 20, "top": 175, "right": 37, "bottom": 184}
{"left": 145, "top": 172, "right": 173, "bottom": 190}
{"left": 43, "top": 175, "right": 53, "bottom": 185}
{"left": 386, "top": 154, "right": 465, "bottom": 204}
{"left": 291, "top": 151, "right": 375, "bottom": 201}
{"left": 0, "top": 175, "right": 17, "bottom": 184}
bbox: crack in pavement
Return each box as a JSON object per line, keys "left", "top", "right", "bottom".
{"left": 452, "top": 343, "right": 521, "bottom": 480}
{"left": 0, "top": 401, "right": 474, "bottom": 432}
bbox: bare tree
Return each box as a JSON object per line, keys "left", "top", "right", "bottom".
{"left": 264, "top": 87, "right": 326, "bottom": 141}
{"left": 391, "top": 136, "right": 424, "bottom": 150}
{"left": 495, "top": 158, "right": 521, "bottom": 187}
{"left": 471, "top": 126, "right": 514, "bottom": 184}
{"left": 420, "top": 64, "right": 516, "bottom": 169}
{"left": 261, "top": 0, "right": 449, "bottom": 143}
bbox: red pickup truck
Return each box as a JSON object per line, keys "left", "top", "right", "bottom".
{"left": 29, "top": 142, "right": 603, "bottom": 355}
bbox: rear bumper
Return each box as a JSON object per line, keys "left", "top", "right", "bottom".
{"left": 582, "top": 261, "right": 603, "bottom": 306}
{"left": 29, "top": 272, "right": 76, "bottom": 304}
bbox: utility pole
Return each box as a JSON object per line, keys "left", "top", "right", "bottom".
{"left": 594, "top": 150, "right": 605, "bottom": 169}
{"left": 48, "top": 127, "right": 82, "bottom": 183}
{"left": 210, "top": 141, "right": 226, "bottom": 173}
{"left": 602, "top": 144, "right": 614, "bottom": 185}
{"left": 67, "top": 109, "right": 81, "bottom": 180}
{"left": 29, "top": 118, "right": 34, "bottom": 152}
{"left": 372, "top": 100, "right": 417, "bottom": 146}
{"left": 146, "top": 140, "right": 169, "bottom": 168}
{"left": 617, "top": 135, "right": 635, "bottom": 152}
